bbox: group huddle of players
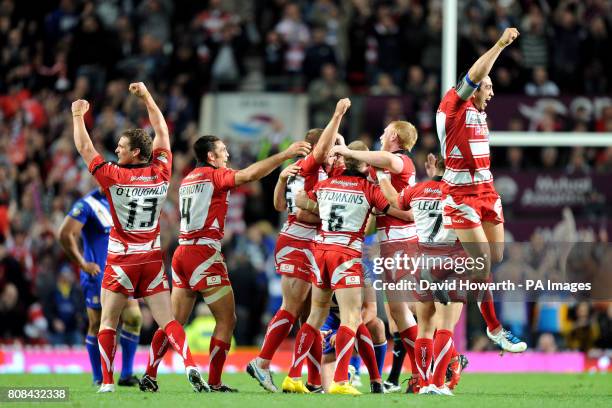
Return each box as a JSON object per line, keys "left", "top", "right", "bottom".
{"left": 65, "top": 27, "right": 526, "bottom": 396}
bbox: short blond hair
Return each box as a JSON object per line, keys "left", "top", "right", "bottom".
{"left": 346, "top": 140, "right": 369, "bottom": 171}
{"left": 389, "top": 121, "right": 418, "bottom": 151}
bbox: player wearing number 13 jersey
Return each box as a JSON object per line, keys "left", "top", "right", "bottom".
{"left": 72, "top": 82, "right": 208, "bottom": 394}
{"left": 141, "top": 134, "right": 310, "bottom": 393}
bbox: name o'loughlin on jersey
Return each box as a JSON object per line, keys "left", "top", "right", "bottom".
{"left": 112, "top": 183, "right": 168, "bottom": 198}
{"left": 319, "top": 190, "right": 365, "bottom": 204}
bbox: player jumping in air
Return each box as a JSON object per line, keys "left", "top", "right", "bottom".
{"left": 140, "top": 135, "right": 310, "bottom": 392}
{"left": 59, "top": 188, "right": 142, "bottom": 387}
{"left": 436, "top": 27, "right": 526, "bottom": 353}
{"left": 71, "top": 82, "right": 207, "bottom": 393}
{"left": 247, "top": 98, "right": 350, "bottom": 393}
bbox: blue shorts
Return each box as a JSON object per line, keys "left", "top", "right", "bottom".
{"left": 321, "top": 313, "right": 341, "bottom": 354}
{"left": 80, "top": 271, "right": 103, "bottom": 310}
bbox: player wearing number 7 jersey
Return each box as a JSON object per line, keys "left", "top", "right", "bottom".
{"left": 140, "top": 135, "right": 311, "bottom": 393}
{"left": 71, "top": 82, "right": 208, "bottom": 394}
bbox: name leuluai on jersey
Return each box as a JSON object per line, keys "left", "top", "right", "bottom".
{"left": 317, "top": 181, "right": 370, "bottom": 251}
{"left": 411, "top": 185, "right": 457, "bottom": 244}
{"left": 108, "top": 182, "right": 168, "bottom": 233}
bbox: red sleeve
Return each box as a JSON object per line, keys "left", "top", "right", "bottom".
{"left": 151, "top": 148, "right": 172, "bottom": 181}
{"left": 439, "top": 88, "right": 468, "bottom": 118}
{"left": 307, "top": 181, "right": 321, "bottom": 202}
{"left": 88, "top": 155, "right": 118, "bottom": 188}
{"left": 398, "top": 186, "right": 415, "bottom": 210}
{"left": 300, "top": 154, "right": 320, "bottom": 176}
{"left": 368, "top": 183, "right": 390, "bottom": 213}
{"left": 212, "top": 167, "right": 237, "bottom": 191}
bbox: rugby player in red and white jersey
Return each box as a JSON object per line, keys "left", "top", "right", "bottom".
{"left": 380, "top": 155, "right": 466, "bottom": 396}
{"left": 329, "top": 122, "right": 423, "bottom": 392}
{"left": 436, "top": 27, "right": 526, "bottom": 353}
{"left": 71, "top": 83, "right": 207, "bottom": 393}
{"left": 281, "top": 141, "right": 393, "bottom": 395}
{"left": 247, "top": 99, "right": 351, "bottom": 393}
{"left": 139, "top": 136, "right": 311, "bottom": 392}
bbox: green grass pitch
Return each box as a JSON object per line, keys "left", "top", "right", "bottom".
{"left": 1, "top": 373, "right": 610, "bottom": 407}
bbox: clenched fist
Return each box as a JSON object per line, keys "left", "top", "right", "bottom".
{"left": 334, "top": 98, "right": 351, "bottom": 116}
{"left": 71, "top": 99, "right": 89, "bottom": 116}
{"left": 498, "top": 27, "right": 519, "bottom": 48}
{"left": 129, "top": 82, "right": 149, "bottom": 97}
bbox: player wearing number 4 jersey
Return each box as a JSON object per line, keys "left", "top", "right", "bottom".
{"left": 140, "top": 134, "right": 311, "bottom": 393}
{"left": 247, "top": 98, "right": 350, "bottom": 393}
{"left": 71, "top": 82, "right": 207, "bottom": 394}
{"left": 436, "top": 27, "right": 526, "bottom": 353}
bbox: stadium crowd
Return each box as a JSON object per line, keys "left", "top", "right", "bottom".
{"left": 0, "top": 0, "right": 610, "bottom": 352}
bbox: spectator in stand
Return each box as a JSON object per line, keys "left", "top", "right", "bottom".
{"left": 566, "top": 302, "right": 600, "bottom": 352}
{"left": 520, "top": 5, "right": 549, "bottom": 69}
{"left": 209, "top": 23, "right": 247, "bottom": 91}
{"left": 308, "top": 63, "right": 349, "bottom": 127}
{"left": 369, "top": 72, "right": 400, "bottom": 96}
{"left": 566, "top": 147, "right": 591, "bottom": 174}
{"left": 581, "top": 16, "right": 610, "bottom": 95}
{"left": 275, "top": 3, "right": 310, "bottom": 83}
{"left": 302, "top": 26, "right": 337, "bottom": 86}
{"left": 264, "top": 31, "right": 287, "bottom": 90}
{"left": 551, "top": 2, "right": 586, "bottom": 92}
{"left": 525, "top": 66, "right": 560, "bottom": 96}
{"left": 405, "top": 65, "right": 426, "bottom": 98}
{"left": 43, "top": 267, "right": 84, "bottom": 346}
{"left": 370, "top": 4, "right": 403, "bottom": 85}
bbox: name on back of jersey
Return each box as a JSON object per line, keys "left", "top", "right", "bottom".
{"left": 112, "top": 183, "right": 168, "bottom": 198}
{"left": 319, "top": 190, "right": 365, "bottom": 205}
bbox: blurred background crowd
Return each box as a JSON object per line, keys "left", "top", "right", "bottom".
{"left": 0, "top": 0, "right": 610, "bottom": 353}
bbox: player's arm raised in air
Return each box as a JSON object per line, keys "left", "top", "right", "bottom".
{"left": 312, "top": 98, "right": 351, "bottom": 164}
{"left": 460, "top": 27, "right": 519, "bottom": 98}
{"left": 58, "top": 216, "right": 100, "bottom": 276}
{"left": 330, "top": 145, "right": 404, "bottom": 174}
{"left": 235, "top": 141, "right": 311, "bottom": 186}
{"left": 129, "top": 82, "right": 170, "bottom": 151}
{"left": 71, "top": 100, "right": 99, "bottom": 166}
{"left": 273, "top": 163, "right": 300, "bottom": 211}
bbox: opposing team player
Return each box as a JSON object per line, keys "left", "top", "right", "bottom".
{"left": 247, "top": 99, "right": 351, "bottom": 392}
{"left": 59, "top": 188, "right": 142, "bottom": 386}
{"left": 140, "top": 135, "right": 311, "bottom": 392}
{"left": 282, "top": 140, "right": 391, "bottom": 395}
{"left": 330, "top": 122, "right": 422, "bottom": 392}
{"left": 436, "top": 27, "right": 526, "bottom": 352}
{"left": 379, "top": 155, "right": 467, "bottom": 396}
{"left": 71, "top": 82, "right": 207, "bottom": 393}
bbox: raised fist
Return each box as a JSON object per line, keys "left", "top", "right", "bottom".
{"left": 334, "top": 98, "right": 351, "bottom": 116}
{"left": 499, "top": 27, "right": 519, "bottom": 47}
{"left": 71, "top": 99, "right": 89, "bottom": 116}
{"left": 129, "top": 82, "right": 149, "bottom": 97}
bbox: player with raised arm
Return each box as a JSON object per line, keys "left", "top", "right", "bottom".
{"left": 281, "top": 141, "right": 390, "bottom": 395}
{"left": 247, "top": 99, "right": 350, "bottom": 393}
{"left": 330, "top": 122, "right": 423, "bottom": 392}
{"left": 59, "top": 188, "right": 142, "bottom": 387}
{"left": 436, "top": 27, "right": 526, "bottom": 353}
{"left": 71, "top": 82, "right": 207, "bottom": 393}
{"left": 139, "top": 135, "right": 310, "bottom": 393}
{"left": 379, "top": 155, "right": 467, "bottom": 396}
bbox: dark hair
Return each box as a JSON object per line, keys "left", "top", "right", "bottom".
{"left": 305, "top": 128, "right": 324, "bottom": 146}
{"left": 194, "top": 135, "right": 221, "bottom": 163}
{"left": 122, "top": 129, "right": 153, "bottom": 161}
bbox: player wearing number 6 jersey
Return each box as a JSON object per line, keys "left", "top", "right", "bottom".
{"left": 248, "top": 99, "right": 350, "bottom": 393}
{"left": 281, "top": 141, "right": 391, "bottom": 395}
{"left": 140, "top": 135, "right": 311, "bottom": 393}
{"left": 71, "top": 82, "right": 207, "bottom": 394}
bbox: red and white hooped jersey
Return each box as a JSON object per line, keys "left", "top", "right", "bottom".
{"left": 368, "top": 152, "right": 417, "bottom": 243}
{"left": 398, "top": 176, "right": 457, "bottom": 244}
{"left": 309, "top": 171, "right": 390, "bottom": 256}
{"left": 177, "top": 164, "right": 237, "bottom": 248}
{"left": 436, "top": 88, "right": 495, "bottom": 196}
{"left": 88, "top": 148, "right": 172, "bottom": 265}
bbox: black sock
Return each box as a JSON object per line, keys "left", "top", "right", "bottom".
{"left": 386, "top": 332, "right": 406, "bottom": 385}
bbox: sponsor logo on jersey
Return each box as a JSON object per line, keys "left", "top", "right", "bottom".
{"left": 206, "top": 275, "right": 222, "bottom": 285}
{"left": 330, "top": 179, "right": 358, "bottom": 187}
{"left": 345, "top": 275, "right": 360, "bottom": 285}
{"left": 156, "top": 152, "right": 168, "bottom": 163}
{"left": 423, "top": 187, "right": 442, "bottom": 194}
{"left": 280, "top": 264, "right": 294, "bottom": 273}
{"left": 130, "top": 175, "right": 158, "bottom": 182}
